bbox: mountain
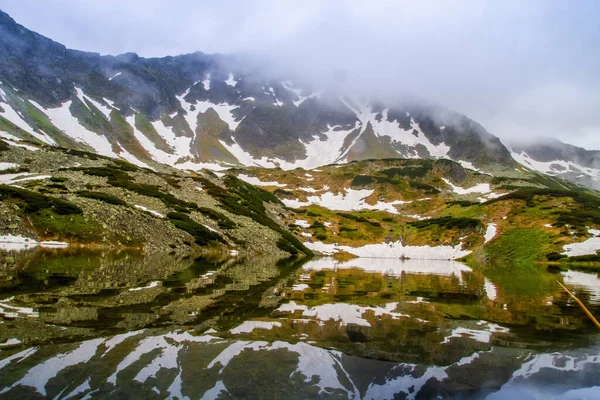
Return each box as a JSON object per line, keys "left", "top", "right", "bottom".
{"left": 510, "top": 138, "right": 600, "bottom": 190}
{"left": 0, "top": 10, "right": 515, "bottom": 173}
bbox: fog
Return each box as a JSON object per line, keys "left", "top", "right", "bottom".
{"left": 1, "top": 0, "right": 599, "bottom": 149}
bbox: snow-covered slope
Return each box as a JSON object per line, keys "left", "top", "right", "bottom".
{"left": 511, "top": 138, "right": 600, "bottom": 190}
{"left": 0, "top": 9, "right": 517, "bottom": 174}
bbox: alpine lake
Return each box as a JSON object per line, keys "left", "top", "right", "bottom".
{"left": 0, "top": 248, "right": 599, "bottom": 399}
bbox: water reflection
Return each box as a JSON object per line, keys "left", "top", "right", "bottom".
{"left": 0, "top": 250, "right": 599, "bottom": 398}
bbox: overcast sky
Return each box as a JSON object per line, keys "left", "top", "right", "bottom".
{"left": 1, "top": 0, "right": 600, "bottom": 150}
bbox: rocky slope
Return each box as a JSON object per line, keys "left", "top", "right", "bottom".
{"left": 0, "top": 137, "right": 310, "bottom": 256}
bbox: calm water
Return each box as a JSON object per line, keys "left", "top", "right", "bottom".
{"left": 0, "top": 249, "right": 599, "bottom": 399}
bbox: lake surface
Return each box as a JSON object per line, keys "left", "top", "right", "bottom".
{"left": 0, "top": 249, "right": 599, "bottom": 399}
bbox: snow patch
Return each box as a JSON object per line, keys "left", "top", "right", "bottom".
{"left": 484, "top": 223, "right": 497, "bottom": 243}
{"left": 282, "top": 188, "right": 411, "bottom": 214}
{"left": 442, "top": 178, "right": 491, "bottom": 195}
{"left": 225, "top": 73, "right": 237, "bottom": 87}
{"left": 562, "top": 228, "right": 600, "bottom": 257}
{"left": 237, "top": 174, "right": 287, "bottom": 187}
{"left": 304, "top": 241, "right": 471, "bottom": 260}
{"left": 202, "top": 74, "right": 211, "bottom": 90}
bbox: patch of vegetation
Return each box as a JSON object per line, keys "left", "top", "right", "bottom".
{"left": 447, "top": 200, "right": 478, "bottom": 207}
{"left": 409, "top": 180, "right": 440, "bottom": 194}
{"left": 195, "top": 175, "right": 312, "bottom": 255}
{"left": 0, "top": 139, "right": 9, "bottom": 151}
{"left": 77, "top": 190, "right": 127, "bottom": 206}
{"left": 167, "top": 212, "right": 225, "bottom": 246}
{"left": 309, "top": 221, "right": 327, "bottom": 241}
{"left": 273, "top": 188, "right": 294, "bottom": 197}
{"left": 74, "top": 165, "right": 199, "bottom": 211}
{"left": 198, "top": 207, "right": 236, "bottom": 229}
{"left": 485, "top": 228, "right": 552, "bottom": 263}
{"left": 46, "top": 183, "right": 68, "bottom": 190}
{"left": 32, "top": 209, "right": 103, "bottom": 242}
{"left": 351, "top": 175, "right": 376, "bottom": 187}
{"left": 410, "top": 216, "right": 482, "bottom": 231}
{"left": 337, "top": 212, "right": 369, "bottom": 223}
{"left": 0, "top": 166, "right": 30, "bottom": 174}
{"left": 277, "top": 237, "right": 299, "bottom": 255}
{"left": 0, "top": 185, "right": 82, "bottom": 215}
{"left": 485, "top": 188, "right": 600, "bottom": 229}
{"left": 381, "top": 166, "right": 430, "bottom": 179}
{"left": 49, "top": 176, "right": 68, "bottom": 183}
{"left": 112, "top": 159, "right": 139, "bottom": 172}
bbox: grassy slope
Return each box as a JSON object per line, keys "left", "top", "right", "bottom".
{"left": 236, "top": 158, "right": 600, "bottom": 263}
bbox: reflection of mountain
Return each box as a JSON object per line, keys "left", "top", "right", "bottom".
{"left": 1, "top": 330, "right": 598, "bottom": 399}
{"left": 1, "top": 252, "right": 600, "bottom": 397}
{"left": 0, "top": 250, "right": 303, "bottom": 346}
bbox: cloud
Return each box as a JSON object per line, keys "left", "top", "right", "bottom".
{"left": 1, "top": 0, "right": 599, "bottom": 149}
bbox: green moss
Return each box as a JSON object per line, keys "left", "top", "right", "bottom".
{"left": 198, "top": 207, "right": 236, "bottom": 229}
{"left": 410, "top": 216, "right": 482, "bottom": 231}
{"left": 74, "top": 165, "right": 198, "bottom": 211}
{"left": 277, "top": 238, "right": 299, "bottom": 255}
{"left": 0, "top": 184, "right": 82, "bottom": 215}
{"left": 167, "top": 212, "right": 225, "bottom": 245}
{"left": 195, "top": 175, "right": 312, "bottom": 255}
{"left": 351, "top": 175, "right": 376, "bottom": 187}
{"left": 77, "top": 191, "right": 127, "bottom": 206}
{"left": 486, "top": 188, "right": 600, "bottom": 229}
{"left": 31, "top": 210, "right": 103, "bottom": 242}
{"left": 381, "top": 165, "right": 430, "bottom": 179}
{"left": 409, "top": 180, "right": 440, "bottom": 194}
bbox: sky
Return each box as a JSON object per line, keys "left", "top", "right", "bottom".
{"left": 1, "top": 0, "right": 600, "bottom": 150}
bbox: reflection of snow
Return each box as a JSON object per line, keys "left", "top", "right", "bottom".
{"left": 302, "top": 257, "right": 472, "bottom": 278}
{"left": 276, "top": 301, "right": 414, "bottom": 327}
{"left": 442, "top": 321, "right": 509, "bottom": 344}
{"left": 561, "top": 270, "right": 600, "bottom": 303}
{"left": 230, "top": 321, "right": 282, "bottom": 334}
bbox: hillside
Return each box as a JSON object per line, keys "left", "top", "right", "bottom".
{"left": 0, "top": 136, "right": 310, "bottom": 257}
{"left": 231, "top": 159, "right": 600, "bottom": 264}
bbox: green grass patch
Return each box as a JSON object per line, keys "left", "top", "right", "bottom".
{"left": 32, "top": 210, "right": 103, "bottom": 242}
{"left": 485, "top": 228, "right": 552, "bottom": 263}
{"left": 409, "top": 216, "right": 482, "bottom": 231}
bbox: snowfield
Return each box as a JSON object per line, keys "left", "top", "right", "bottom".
{"left": 304, "top": 240, "right": 471, "bottom": 260}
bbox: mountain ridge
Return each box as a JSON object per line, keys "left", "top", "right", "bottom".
{"left": 0, "top": 9, "right": 599, "bottom": 191}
